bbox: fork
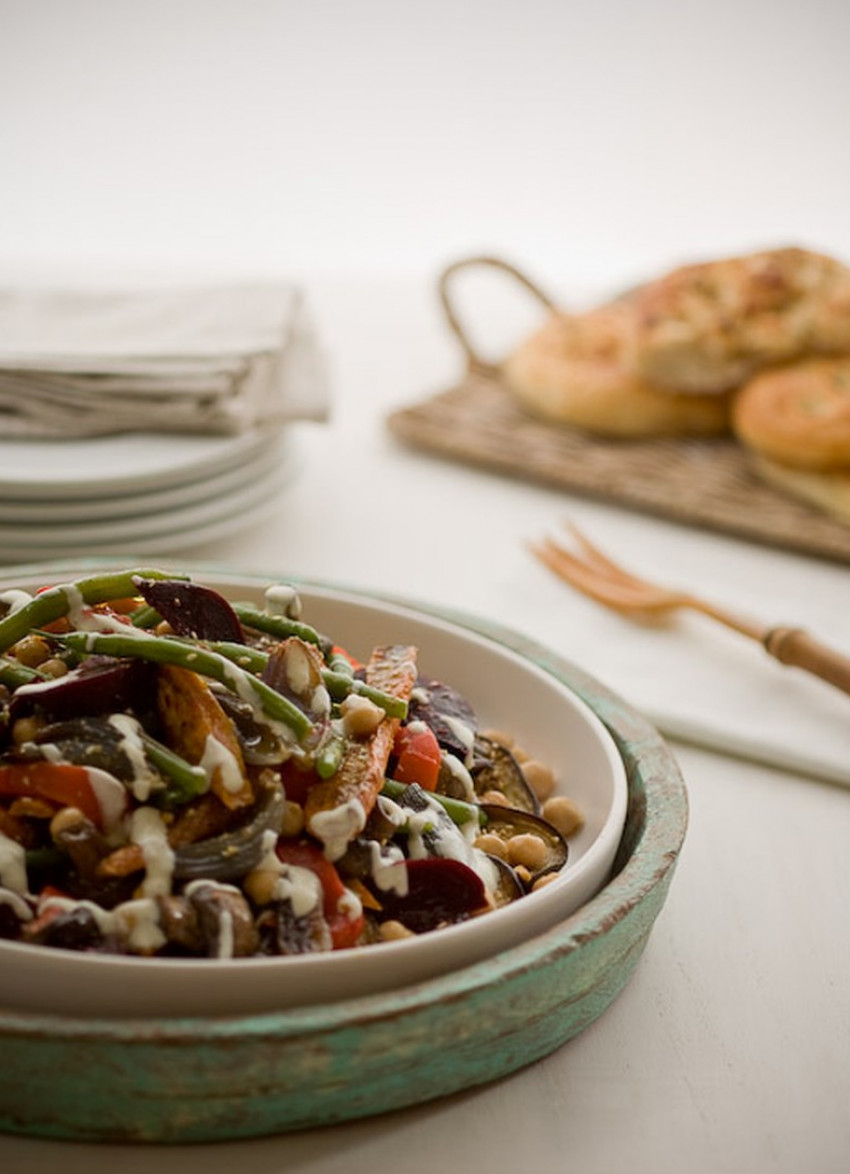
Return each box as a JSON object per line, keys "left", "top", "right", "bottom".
{"left": 529, "top": 522, "right": 850, "bottom": 699}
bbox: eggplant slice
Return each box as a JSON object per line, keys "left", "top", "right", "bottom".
{"left": 478, "top": 803, "right": 569, "bottom": 888}
{"left": 469, "top": 735, "right": 541, "bottom": 814}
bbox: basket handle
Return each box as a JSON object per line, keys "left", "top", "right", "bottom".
{"left": 437, "top": 255, "right": 558, "bottom": 375}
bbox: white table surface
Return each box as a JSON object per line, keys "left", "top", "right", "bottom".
{"left": 0, "top": 276, "right": 848, "bottom": 1174}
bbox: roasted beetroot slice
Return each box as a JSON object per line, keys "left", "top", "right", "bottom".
{"left": 8, "top": 656, "right": 158, "bottom": 723}
{"left": 134, "top": 578, "right": 244, "bottom": 642}
{"left": 378, "top": 858, "right": 487, "bottom": 934}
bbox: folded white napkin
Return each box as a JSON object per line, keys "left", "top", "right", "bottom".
{"left": 0, "top": 283, "right": 331, "bottom": 437}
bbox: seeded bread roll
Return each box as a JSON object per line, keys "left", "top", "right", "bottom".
{"left": 732, "top": 356, "right": 850, "bottom": 472}
{"left": 629, "top": 246, "right": 850, "bottom": 394}
{"left": 502, "top": 299, "right": 731, "bottom": 438}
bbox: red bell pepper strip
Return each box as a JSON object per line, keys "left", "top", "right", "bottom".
{"left": 0, "top": 762, "right": 127, "bottom": 831}
{"left": 391, "top": 723, "right": 442, "bottom": 792}
{"left": 275, "top": 838, "right": 364, "bottom": 949}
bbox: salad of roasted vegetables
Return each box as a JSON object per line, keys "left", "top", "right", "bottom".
{"left": 0, "top": 569, "right": 583, "bottom": 960}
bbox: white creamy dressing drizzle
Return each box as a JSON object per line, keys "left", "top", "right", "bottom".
{"left": 274, "top": 864, "right": 323, "bottom": 918}
{"left": 59, "top": 585, "right": 141, "bottom": 636}
{"left": 402, "top": 719, "right": 429, "bottom": 736}
{"left": 264, "top": 583, "right": 302, "bottom": 619}
{"left": 308, "top": 797, "right": 367, "bottom": 861}
{"left": 199, "top": 734, "right": 244, "bottom": 794}
{"left": 336, "top": 887, "right": 363, "bottom": 922}
{"left": 38, "top": 894, "right": 166, "bottom": 953}
{"left": 0, "top": 589, "right": 33, "bottom": 614}
{"left": 442, "top": 714, "right": 476, "bottom": 763}
{"left": 367, "top": 838, "right": 409, "bottom": 896}
{"left": 0, "top": 886, "right": 32, "bottom": 920}
{"left": 184, "top": 879, "right": 241, "bottom": 899}
{"left": 184, "top": 880, "right": 244, "bottom": 959}
{"left": 380, "top": 793, "right": 499, "bottom": 893}
{"left": 130, "top": 806, "right": 175, "bottom": 898}
{"left": 257, "top": 827, "right": 282, "bottom": 871}
{"left": 107, "top": 713, "right": 161, "bottom": 802}
{"left": 216, "top": 909, "right": 234, "bottom": 959}
{"left": 409, "top": 686, "right": 431, "bottom": 705}
{"left": 217, "top": 659, "right": 299, "bottom": 748}
{"left": 81, "top": 767, "right": 129, "bottom": 831}
{"left": 0, "top": 830, "right": 28, "bottom": 894}
{"left": 25, "top": 739, "right": 62, "bottom": 763}
{"left": 440, "top": 751, "right": 477, "bottom": 802}
{"left": 13, "top": 673, "right": 81, "bottom": 704}
{"left": 252, "top": 831, "right": 323, "bottom": 918}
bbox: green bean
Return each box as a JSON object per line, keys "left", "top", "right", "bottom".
{"left": 0, "top": 568, "right": 180, "bottom": 655}
{"left": 315, "top": 732, "right": 346, "bottom": 779}
{"left": 231, "top": 603, "right": 323, "bottom": 647}
{"left": 58, "top": 630, "right": 313, "bottom": 741}
{"left": 380, "top": 779, "right": 485, "bottom": 828}
{"left": 209, "top": 641, "right": 268, "bottom": 673}
{"left": 209, "top": 641, "right": 408, "bottom": 720}
{"left": 130, "top": 603, "right": 162, "bottom": 629}
{"left": 0, "top": 656, "right": 41, "bottom": 689}
{"left": 328, "top": 651, "right": 354, "bottom": 677}
{"left": 25, "top": 846, "right": 66, "bottom": 872}
{"left": 139, "top": 732, "right": 208, "bottom": 805}
{"left": 323, "top": 671, "right": 409, "bottom": 719}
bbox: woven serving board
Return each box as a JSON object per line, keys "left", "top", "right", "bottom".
{"left": 387, "top": 372, "right": 850, "bottom": 566}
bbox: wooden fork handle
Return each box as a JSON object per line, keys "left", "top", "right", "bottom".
{"left": 763, "top": 627, "right": 850, "bottom": 697}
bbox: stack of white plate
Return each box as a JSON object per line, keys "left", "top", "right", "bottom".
{"left": 0, "top": 426, "right": 297, "bottom": 562}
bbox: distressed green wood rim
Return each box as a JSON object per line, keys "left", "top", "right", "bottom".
{"left": 0, "top": 566, "right": 688, "bottom": 1143}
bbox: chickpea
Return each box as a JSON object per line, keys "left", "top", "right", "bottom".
{"left": 39, "top": 657, "right": 69, "bottom": 679}
{"left": 49, "top": 806, "right": 90, "bottom": 839}
{"left": 542, "top": 795, "right": 585, "bottom": 838}
{"left": 339, "top": 694, "right": 384, "bottom": 737}
{"left": 481, "top": 728, "right": 515, "bottom": 750}
{"left": 243, "top": 868, "right": 281, "bottom": 906}
{"left": 11, "top": 715, "right": 43, "bottom": 746}
{"left": 505, "top": 832, "right": 549, "bottom": 872}
{"left": 520, "top": 759, "right": 556, "bottom": 801}
{"left": 474, "top": 832, "right": 509, "bottom": 860}
{"left": 10, "top": 634, "right": 51, "bottom": 668}
{"left": 281, "top": 800, "right": 305, "bottom": 837}
{"left": 379, "top": 919, "right": 415, "bottom": 941}
{"left": 478, "top": 789, "right": 511, "bottom": 807}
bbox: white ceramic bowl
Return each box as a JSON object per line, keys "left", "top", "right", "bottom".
{"left": 0, "top": 568, "right": 628, "bottom": 1019}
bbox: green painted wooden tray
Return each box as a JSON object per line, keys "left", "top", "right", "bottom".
{"left": 0, "top": 603, "right": 688, "bottom": 1144}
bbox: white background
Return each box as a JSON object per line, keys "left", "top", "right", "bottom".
{"left": 1, "top": 0, "right": 849, "bottom": 293}
{"left": 1, "top": 5, "right": 849, "bottom": 1174}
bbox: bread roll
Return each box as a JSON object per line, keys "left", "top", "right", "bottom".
{"left": 629, "top": 247, "right": 850, "bottom": 394}
{"left": 732, "top": 356, "right": 850, "bottom": 472}
{"left": 503, "top": 300, "right": 731, "bottom": 438}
